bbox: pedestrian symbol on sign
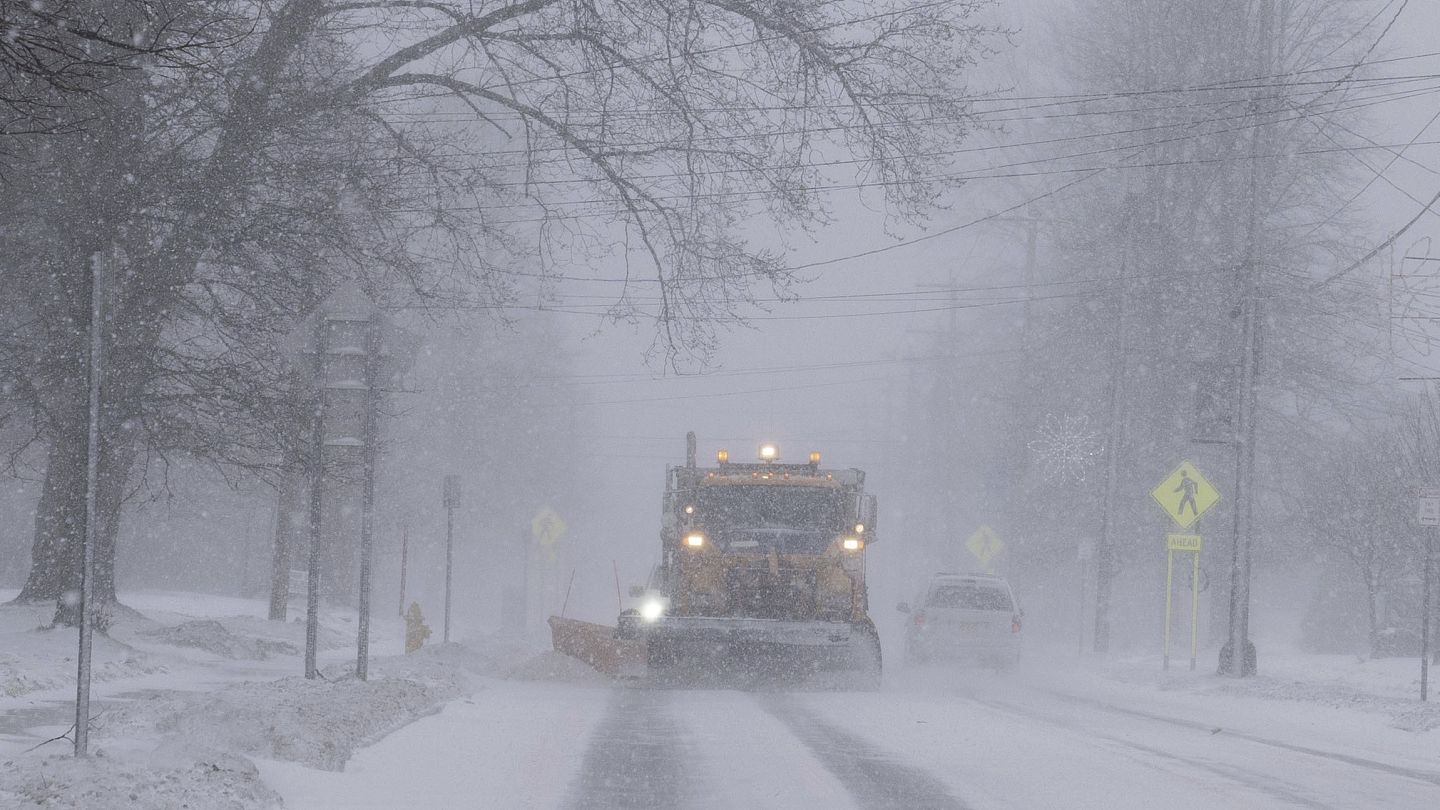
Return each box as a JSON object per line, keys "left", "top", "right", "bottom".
{"left": 1150, "top": 461, "right": 1219, "bottom": 529}
{"left": 965, "top": 526, "right": 1005, "bottom": 572}
{"left": 1175, "top": 470, "right": 1199, "bottom": 518}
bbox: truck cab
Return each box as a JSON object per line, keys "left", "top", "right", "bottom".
{"left": 617, "top": 434, "right": 882, "bottom": 686}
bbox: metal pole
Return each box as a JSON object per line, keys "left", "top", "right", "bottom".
{"left": 75, "top": 251, "right": 104, "bottom": 757}
{"left": 1190, "top": 550, "right": 1201, "bottom": 671}
{"left": 356, "top": 318, "right": 381, "bottom": 681}
{"left": 561, "top": 569, "right": 576, "bottom": 617}
{"left": 444, "top": 502, "right": 454, "bottom": 644}
{"left": 304, "top": 318, "right": 327, "bottom": 680}
{"left": 1078, "top": 559, "right": 1086, "bottom": 657}
{"left": 1423, "top": 531, "right": 1433, "bottom": 701}
{"left": 521, "top": 527, "right": 530, "bottom": 639}
{"left": 398, "top": 524, "right": 409, "bottom": 618}
{"left": 1163, "top": 549, "right": 1174, "bottom": 670}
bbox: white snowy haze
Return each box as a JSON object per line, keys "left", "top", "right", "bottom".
{"left": 4, "top": 1, "right": 1440, "bottom": 808}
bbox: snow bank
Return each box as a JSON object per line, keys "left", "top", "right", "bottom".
{"left": 141, "top": 620, "right": 300, "bottom": 660}
{"left": 0, "top": 746, "right": 281, "bottom": 809}
{"left": 503, "top": 650, "right": 612, "bottom": 684}
{"left": 0, "top": 603, "right": 168, "bottom": 698}
{"left": 106, "top": 664, "right": 465, "bottom": 771}
{"left": 1081, "top": 650, "right": 1440, "bottom": 732}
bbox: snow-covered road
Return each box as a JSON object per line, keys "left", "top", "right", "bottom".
{"left": 259, "top": 670, "right": 1440, "bottom": 810}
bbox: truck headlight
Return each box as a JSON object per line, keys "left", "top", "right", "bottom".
{"left": 842, "top": 537, "right": 863, "bottom": 551}
{"left": 640, "top": 599, "right": 665, "bottom": 622}
{"left": 685, "top": 532, "right": 705, "bottom": 548}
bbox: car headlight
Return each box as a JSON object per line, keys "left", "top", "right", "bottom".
{"left": 640, "top": 599, "right": 665, "bottom": 622}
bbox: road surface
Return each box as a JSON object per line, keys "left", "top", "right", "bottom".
{"left": 261, "top": 665, "right": 1440, "bottom": 810}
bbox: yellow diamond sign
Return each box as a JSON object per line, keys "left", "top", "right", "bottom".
{"left": 965, "top": 525, "right": 1005, "bottom": 568}
{"left": 531, "top": 507, "right": 567, "bottom": 547}
{"left": 1151, "top": 461, "right": 1219, "bottom": 529}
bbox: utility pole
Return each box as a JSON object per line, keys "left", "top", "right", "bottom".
{"left": 303, "top": 315, "right": 327, "bottom": 681}
{"left": 1219, "top": 0, "right": 1275, "bottom": 678}
{"left": 398, "top": 523, "right": 409, "bottom": 618}
{"left": 1094, "top": 203, "right": 1137, "bottom": 654}
{"left": 355, "top": 317, "right": 381, "bottom": 681}
{"left": 442, "top": 475, "right": 461, "bottom": 643}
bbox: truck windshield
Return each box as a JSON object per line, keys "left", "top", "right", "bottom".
{"left": 695, "top": 485, "right": 845, "bottom": 554}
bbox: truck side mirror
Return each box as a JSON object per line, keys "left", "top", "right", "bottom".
{"left": 896, "top": 601, "right": 911, "bottom": 614}
{"left": 628, "top": 585, "right": 646, "bottom": 598}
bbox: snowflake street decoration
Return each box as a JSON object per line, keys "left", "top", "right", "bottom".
{"left": 1028, "top": 414, "right": 1104, "bottom": 484}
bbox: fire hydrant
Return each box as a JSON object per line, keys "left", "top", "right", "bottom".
{"left": 405, "top": 602, "right": 431, "bottom": 654}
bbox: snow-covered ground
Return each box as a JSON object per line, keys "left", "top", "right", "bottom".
{"left": 4, "top": 590, "right": 1439, "bottom": 808}
{"left": 0, "top": 590, "right": 534, "bottom": 808}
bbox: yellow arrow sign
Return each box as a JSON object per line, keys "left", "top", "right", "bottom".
{"left": 531, "top": 507, "right": 567, "bottom": 547}
{"left": 965, "top": 526, "right": 1005, "bottom": 569}
{"left": 1151, "top": 461, "right": 1219, "bottom": 529}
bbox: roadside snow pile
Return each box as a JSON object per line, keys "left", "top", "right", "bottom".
{"left": 0, "top": 606, "right": 166, "bottom": 698}
{"left": 140, "top": 620, "right": 300, "bottom": 660}
{"left": 0, "top": 746, "right": 281, "bottom": 810}
{"left": 108, "top": 670, "right": 464, "bottom": 771}
{"left": 504, "top": 650, "right": 612, "bottom": 683}
{"left": 1083, "top": 651, "right": 1440, "bottom": 733}
{"left": 1204, "top": 675, "right": 1440, "bottom": 732}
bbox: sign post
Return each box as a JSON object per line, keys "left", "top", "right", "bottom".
{"left": 1418, "top": 488, "right": 1439, "bottom": 701}
{"left": 1152, "top": 461, "right": 1219, "bottom": 671}
{"left": 75, "top": 252, "right": 106, "bottom": 757}
{"left": 1162, "top": 533, "right": 1204, "bottom": 670}
{"left": 286, "top": 283, "right": 414, "bottom": 680}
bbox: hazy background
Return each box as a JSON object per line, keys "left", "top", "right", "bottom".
{"left": 5, "top": 0, "right": 1438, "bottom": 663}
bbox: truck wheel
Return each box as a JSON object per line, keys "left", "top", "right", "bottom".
{"left": 847, "top": 632, "right": 883, "bottom": 691}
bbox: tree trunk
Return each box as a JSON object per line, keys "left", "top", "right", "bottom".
{"left": 268, "top": 469, "right": 305, "bottom": 620}
{"left": 13, "top": 425, "right": 88, "bottom": 603}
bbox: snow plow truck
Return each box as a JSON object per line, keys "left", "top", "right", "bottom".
{"left": 616, "top": 433, "right": 882, "bottom": 687}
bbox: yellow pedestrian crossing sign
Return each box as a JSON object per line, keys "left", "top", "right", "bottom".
{"left": 532, "top": 507, "right": 567, "bottom": 547}
{"left": 1151, "top": 461, "right": 1219, "bottom": 529}
{"left": 965, "top": 526, "right": 1005, "bottom": 570}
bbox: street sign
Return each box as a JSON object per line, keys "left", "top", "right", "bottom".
{"left": 966, "top": 526, "right": 1005, "bottom": 569}
{"left": 1166, "top": 534, "right": 1203, "bottom": 552}
{"left": 1418, "top": 488, "right": 1440, "bottom": 526}
{"left": 532, "top": 506, "right": 567, "bottom": 547}
{"left": 1151, "top": 461, "right": 1220, "bottom": 529}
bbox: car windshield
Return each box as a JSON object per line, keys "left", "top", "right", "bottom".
{"left": 927, "top": 583, "right": 1013, "bottom": 611}
{"left": 696, "top": 484, "right": 845, "bottom": 554}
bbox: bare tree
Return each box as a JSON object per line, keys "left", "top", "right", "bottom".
{"left": 3, "top": 0, "right": 1000, "bottom": 618}
{"left": 0, "top": 0, "right": 223, "bottom": 142}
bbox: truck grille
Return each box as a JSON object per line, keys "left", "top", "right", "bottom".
{"left": 724, "top": 566, "right": 817, "bottom": 620}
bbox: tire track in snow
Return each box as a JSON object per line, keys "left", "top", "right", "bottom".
{"left": 966, "top": 696, "right": 1337, "bottom": 810}
{"left": 1038, "top": 689, "right": 1440, "bottom": 788}
{"left": 757, "top": 693, "right": 970, "bottom": 810}
{"left": 565, "top": 686, "right": 691, "bottom": 810}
